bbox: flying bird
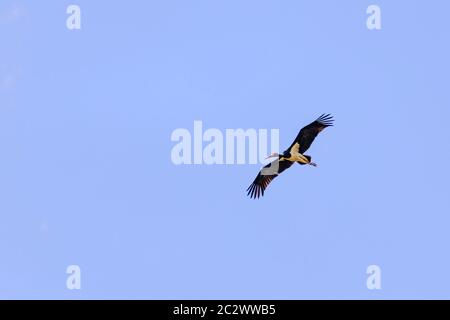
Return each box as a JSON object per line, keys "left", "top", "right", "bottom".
{"left": 247, "top": 114, "right": 334, "bottom": 199}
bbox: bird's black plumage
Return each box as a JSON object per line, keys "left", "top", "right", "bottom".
{"left": 246, "top": 159, "right": 293, "bottom": 199}
{"left": 247, "top": 114, "right": 334, "bottom": 199}
{"left": 288, "top": 113, "right": 334, "bottom": 154}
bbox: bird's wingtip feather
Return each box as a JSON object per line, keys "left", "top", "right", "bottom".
{"left": 316, "top": 113, "right": 334, "bottom": 126}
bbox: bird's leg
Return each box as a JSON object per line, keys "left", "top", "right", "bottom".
{"left": 309, "top": 162, "right": 317, "bottom": 167}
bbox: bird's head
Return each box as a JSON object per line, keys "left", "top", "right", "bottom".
{"left": 265, "top": 152, "right": 280, "bottom": 159}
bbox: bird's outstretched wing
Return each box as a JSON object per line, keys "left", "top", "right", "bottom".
{"left": 287, "top": 114, "right": 334, "bottom": 154}
{"left": 246, "top": 159, "right": 294, "bottom": 199}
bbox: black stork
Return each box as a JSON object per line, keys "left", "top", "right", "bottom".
{"left": 247, "top": 114, "right": 334, "bottom": 199}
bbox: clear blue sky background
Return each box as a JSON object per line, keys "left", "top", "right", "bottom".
{"left": 1, "top": 0, "right": 449, "bottom": 299}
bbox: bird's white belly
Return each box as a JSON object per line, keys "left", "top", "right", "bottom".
{"left": 286, "top": 153, "right": 309, "bottom": 164}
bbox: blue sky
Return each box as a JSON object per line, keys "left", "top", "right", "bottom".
{"left": 1, "top": 0, "right": 450, "bottom": 299}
